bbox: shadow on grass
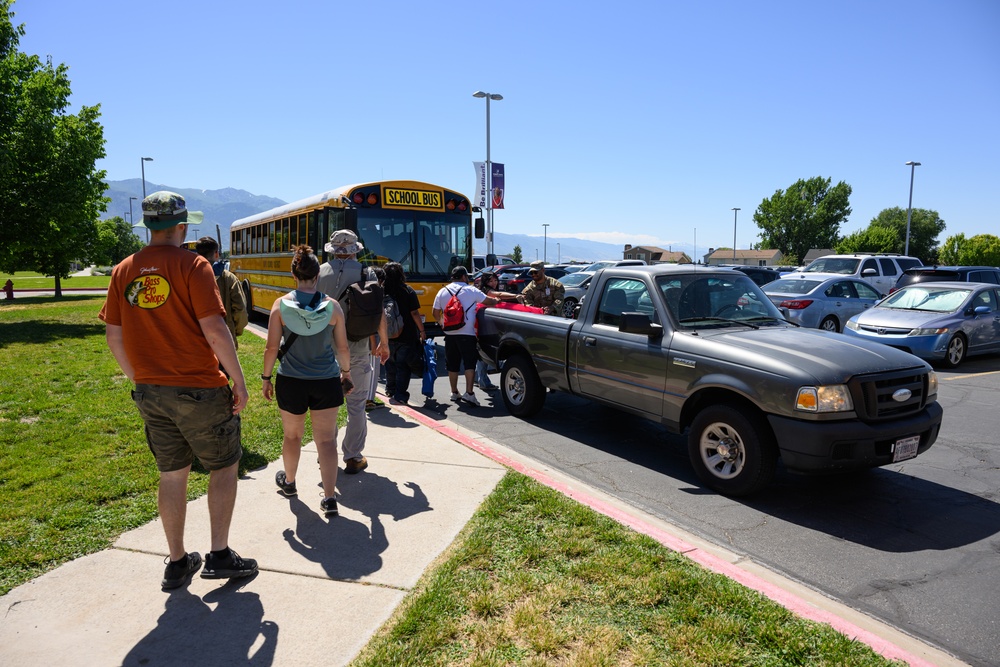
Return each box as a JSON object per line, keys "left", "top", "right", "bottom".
{"left": 0, "top": 319, "right": 106, "bottom": 348}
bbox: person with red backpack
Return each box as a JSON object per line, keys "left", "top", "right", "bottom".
{"left": 431, "top": 266, "right": 497, "bottom": 406}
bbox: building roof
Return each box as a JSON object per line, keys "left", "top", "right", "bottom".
{"left": 707, "top": 249, "right": 782, "bottom": 261}
{"left": 626, "top": 246, "right": 690, "bottom": 262}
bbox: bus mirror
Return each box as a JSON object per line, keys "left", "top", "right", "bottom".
{"left": 487, "top": 253, "right": 497, "bottom": 266}
{"left": 475, "top": 217, "right": 485, "bottom": 238}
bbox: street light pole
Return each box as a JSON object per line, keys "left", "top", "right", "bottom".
{"left": 542, "top": 223, "right": 550, "bottom": 263}
{"left": 128, "top": 196, "right": 137, "bottom": 227}
{"left": 732, "top": 208, "right": 740, "bottom": 262}
{"left": 473, "top": 91, "right": 502, "bottom": 257}
{"left": 904, "top": 161, "right": 921, "bottom": 257}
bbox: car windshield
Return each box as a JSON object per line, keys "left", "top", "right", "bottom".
{"left": 657, "top": 274, "right": 785, "bottom": 328}
{"left": 765, "top": 279, "right": 821, "bottom": 295}
{"left": 582, "top": 260, "right": 615, "bottom": 273}
{"left": 802, "top": 258, "right": 860, "bottom": 274}
{"left": 561, "top": 273, "right": 591, "bottom": 287}
{"left": 881, "top": 286, "right": 971, "bottom": 312}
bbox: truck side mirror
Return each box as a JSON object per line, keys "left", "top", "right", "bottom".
{"left": 619, "top": 312, "right": 663, "bottom": 337}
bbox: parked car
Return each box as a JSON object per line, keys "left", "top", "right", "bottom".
{"left": 730, "top": 265, "right": 781, "bottom": 287}
{"left": 559, "top": 271, "right": 595, "bottom": 317}
{"left": 500, "top": 266, "right": 568, "bottom": 293}
{"left": 764, "top": 275, "right": 882, "bottom": 332}
{"left": 787, "top": 254, "right": 922, "bottom": 295}
{"left": 559, "top": 264, "right": 588, "bottom": 274}
{"left": 580, "top": 259, "right": 648, "bottom": 273}
{"left": 472, "top": 254, "right": 515, "bottom": 271}
{"left": 843, "top": 282, "right": 1000, "bottom": 368}
{"left": 891, "top": 265, "right": 1000, "bottom": 293}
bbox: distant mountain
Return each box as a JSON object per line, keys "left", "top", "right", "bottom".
{"left": 101, "top": 179, "right": 286, "bottom": 249}
{"left": 482, "top": 233, "right": 625, "bottom": 264}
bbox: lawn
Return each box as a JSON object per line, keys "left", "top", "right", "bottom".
{"left": 0, "top": 297, "right": 900, "bottom": 665}
{"left": 2, "top": 272, "right": 112, "bottom": 289}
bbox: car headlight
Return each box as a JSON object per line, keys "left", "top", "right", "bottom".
{"left": 845, "top": 319, "right": 860, "bottom": 331}
{"left": 909, "top": 327, "right": 949, "bottom": 336}
{"left": 927, "top": 371, "right": 938, "bottom": 400}
{"left": 796, "top": 385, "right": 854, "bottom": 413}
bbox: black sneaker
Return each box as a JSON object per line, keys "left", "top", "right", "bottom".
{"left": 275, "top": 470, "right": 297, "bottom": 497}
{"left": 161, "top": 552, "right": 202, "bottom": 589}
{"left": 320, "top": 497, "right": 339, "bottom": 517}
{"left": 201, "top": 548, "right": 258, "bottom": 580}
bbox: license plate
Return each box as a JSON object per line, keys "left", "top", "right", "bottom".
{"left": 892, "top": 435, "right": 920, "bottom": 462}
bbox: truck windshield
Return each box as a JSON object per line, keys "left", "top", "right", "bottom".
{"left": 658, "top": 274, "right": 784, "bottom": 327}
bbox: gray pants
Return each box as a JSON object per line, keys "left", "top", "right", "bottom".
{"left": 342, "top": 338, "right": 372, "bottom": 462}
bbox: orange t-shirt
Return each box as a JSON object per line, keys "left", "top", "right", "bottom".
{"left": 99, "top": 245, "right": 228, "bottom": 387}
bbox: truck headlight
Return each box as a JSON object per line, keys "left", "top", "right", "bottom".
{"left": 796, "top": 385, "right": 853, "bottom": 413}
{"left": 927, "top": 371, "right": 938, "bottom": 400}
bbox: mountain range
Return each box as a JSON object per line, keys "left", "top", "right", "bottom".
{"left": 101, "top": 180, "right": 627, "bottom": 262}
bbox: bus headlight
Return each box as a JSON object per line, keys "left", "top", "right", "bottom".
{"left": 796, "top": 385, "right": 853, "bottom": 413}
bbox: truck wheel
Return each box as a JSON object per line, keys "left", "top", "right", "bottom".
{"left": 688, "top": 405, "right": 777, "bottom": 496}
{"left": 500, "top": 354, "right": 546, "bottom": 418}
{"left": 942, "top": 333, "right": 966, "bottom": 368}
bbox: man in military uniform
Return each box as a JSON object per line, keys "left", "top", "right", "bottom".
{"left": 517, "top": 260, "right": 565, "bottom": 316}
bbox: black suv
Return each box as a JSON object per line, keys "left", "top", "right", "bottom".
{"left": 892, "top": 265, "right": 1000, "bottom": 292}
{"left": 730, "top": 265, "right": 780, "bottom": 287}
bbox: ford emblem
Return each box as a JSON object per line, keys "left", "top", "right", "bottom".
{"left": 892, "top": 388, "right": 912, "bottom": 402}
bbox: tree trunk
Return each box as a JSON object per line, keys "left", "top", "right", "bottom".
{"left": 54, "top": 275, "right": 62, "bottom": 298}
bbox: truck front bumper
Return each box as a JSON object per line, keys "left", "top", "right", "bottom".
{"left": 767, "top": 401, "right": 943, "bottom": 473}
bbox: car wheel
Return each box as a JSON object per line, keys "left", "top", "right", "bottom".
{"left": 500, "top": 354, "right": 546, "bottom": 418}
{"left": 688, "top": 404, "right": 777, "bottom": 496}
{"left": 562, "top": 298, "right": 578, "bottom": 318}
{"left": 942, "top": 333, "right": 967, "bottom": 369}
{"left": 819, "top": 315, "right": 839, "bottom": 332}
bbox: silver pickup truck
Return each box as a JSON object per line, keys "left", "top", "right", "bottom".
{"left": 477, "top": 264, "right": 943, "bottom": 495}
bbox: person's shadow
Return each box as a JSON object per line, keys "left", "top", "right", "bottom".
{"left": 281, "top": 472, "right": 431, "bottom": 580}
{"left": 122, "top": 575, "right": 277, "bottom": 666}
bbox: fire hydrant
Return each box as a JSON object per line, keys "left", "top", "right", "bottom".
{"left": 3, "top": 279, "right": 13, "bottom": 300}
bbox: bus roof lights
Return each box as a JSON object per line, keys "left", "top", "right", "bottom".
{"left": 446, "top": 199, "right": 456, "bottom": 211}
{"left": 457, "top": 200, "right": 468, "bottom": 212}
{"left": 352, "top": 192, "right": 365, "bottom": 205}
{"left": 366, "top": 193, "right": 378, "bottom": 206}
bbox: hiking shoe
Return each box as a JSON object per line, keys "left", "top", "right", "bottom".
{"left": 320, "top": 497, "right": 339, "bottom": 517}
{"left": 461, "top": 392, "right": 481, "bottom": 406}
{"left": 275, "top": 470, "right": 297, "bottom": 497}
{"left": 365, "top": 399, "right": 384, "bottom": 411}
{"left": 450, "top": 392, "right": 461, "bottom": 402}
{"left": 388, "top": 396, "right": 407, "bottom": 405}
{"left": 344, "top": 456, "right": 368, "bottom": 475}
{"left": 161, "top": 552, "right": 202, "bottom": 590}
{"left": 201, "top": 548, "right": 258, "bottom": 580}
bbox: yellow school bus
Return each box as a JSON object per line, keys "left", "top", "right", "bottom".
{"left": 229, "top": 180, "right": 477, "bottom": 330}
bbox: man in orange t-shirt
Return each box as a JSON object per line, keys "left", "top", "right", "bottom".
{"left": 99, "top": 191, "right": 256, "bottom": 590}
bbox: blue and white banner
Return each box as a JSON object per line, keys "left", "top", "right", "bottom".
{"left": 491, "top": 163, "right": 505, "bottom": 210}
{"left": 473, "top": 161, "right": 487, "bottom": 209}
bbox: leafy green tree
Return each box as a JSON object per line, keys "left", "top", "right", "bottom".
{"left": 938, "top": 233, "right": 1000, "bottom": 266}
{"left": 754, "top": 177, "right": 852, "bottom": 264}
{"left": 867, "top": 207, "right": 945, "bottom": 263}
{"left": 0, "top": 1, "right": 107, "bottom": 295}
{"left": 511, "top": 245, "right": 523, "bottom": 263}
{"left": 93, "top": 216, "right": 143, "bottom": 266}
{"left": 835, "top": 225, "right": 898, "bottom": 255}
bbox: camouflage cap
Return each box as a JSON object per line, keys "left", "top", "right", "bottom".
{"left": 529, "top": 260, "right": 545, "bottom": 271}
{"left": 134, "top": 191, "right": 204, "bottom": 230}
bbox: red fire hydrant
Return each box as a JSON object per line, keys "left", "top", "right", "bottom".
{"left": 3, "top": 279, "right": 14, "bottom": 300}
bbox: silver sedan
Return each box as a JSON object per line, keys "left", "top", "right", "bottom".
{"left": 763, "top": 274, "right": 882, "bottom": 332}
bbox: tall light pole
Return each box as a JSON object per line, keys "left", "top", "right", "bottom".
{"left": 732, "top": 207, "right": 740, "bottom": 262}
{"left": 140, "top": 156, "right": 154, "bottom": 199}
{"left": 904, "top": 161, "right": 921, "bottom": 257}
{"left": 472, "top": 91, "right": 502, "bottom": 257}
{"left": 557, "top": 242, "right": 561, "bottom": 264}
{"left": 542, "top": 223, "right": 550, "bottom": 263}
{"left": 128, "top": 196, "right": 137, "bottom": 226}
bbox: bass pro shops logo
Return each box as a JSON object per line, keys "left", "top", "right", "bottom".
{"left": 125, "top": 275, "right": 170, "bottom": 309}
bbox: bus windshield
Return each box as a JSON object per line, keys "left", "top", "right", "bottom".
{"left": 358, "top": 210, "right": 471, "bottom": 279}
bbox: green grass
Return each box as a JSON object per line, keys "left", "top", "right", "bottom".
{"left": 352, "top": 473, "right": 901, "bottom": 667}
{"left": 1, "top": 298, "right": 900, "bottom": 665}
{"left": 2, "top": 273, "right": 112, "bottom": 289}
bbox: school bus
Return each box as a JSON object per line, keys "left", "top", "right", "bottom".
{"left": 229, "top": 180, "right": 478, "bottom": 330}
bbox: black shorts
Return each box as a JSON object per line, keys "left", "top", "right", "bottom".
{"left": 274, "top": 375, "right": 344, "bottom": 415}
{"left": 444, "top": 334, "right": 479, "bottom": 373}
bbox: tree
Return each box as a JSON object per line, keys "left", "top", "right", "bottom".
{"left": 938, "top": 233, "right": 1000, "bottom": 266}
{"left": 835, "top": 225, "right": 898, "bottom": 255}
{"left": 867, "top": 207, "right": 945, "bottom": 263}
{"left": 93, "top": 216, "right": 143, "bottom": 266}
{"left": 0, "top": 1, "right": 107, "bottom": 295}
{"left": 754, "top": 177, "right": 852, "bottom": 264}
{"left": 511, "top": 245, "right": 523, "bottom": 263}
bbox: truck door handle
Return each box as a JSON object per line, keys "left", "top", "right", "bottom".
{"left": 584, "top": 336, "right": 597, "bottom": 346}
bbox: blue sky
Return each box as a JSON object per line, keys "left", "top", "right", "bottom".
{"left": 14, "top": 0, "right": 1000, "bottom": 257}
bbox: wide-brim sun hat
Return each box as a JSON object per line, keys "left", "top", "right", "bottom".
{"left": 279, "top": 293, "right": 333, "bottom": 336}
{"left": 133, "top": 191, "right": 204, "bottom": 230}
{"left": 324, "top": 229, "right": 364, "bottom": 255}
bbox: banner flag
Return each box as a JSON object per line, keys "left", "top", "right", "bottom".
{"left": 491, "top": 162, "right": 505, "bottom": 209}
{"left": 473, "top": 161, "right": 487, "bottom": 209}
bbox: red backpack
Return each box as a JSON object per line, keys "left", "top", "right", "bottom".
{"left": 442, "top": 286, "right": 473, "bottom": 331}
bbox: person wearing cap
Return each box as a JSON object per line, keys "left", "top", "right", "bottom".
{"left": 316, "top": 229, "right": 389, "bottom": 475}
{"left": 431, "top": 266, "right": 498, "bottom": 406}
{"left": 261, "top": 245, "right": 352, "bottom": 517}
{"left": 517, "top": 261, "right": 565, "bottom": 316}
{"left": 99, "top": 191, "right": 257, "bottom": 589}
{"left": 194, "top": 236, "right": 248, "bottom": 349}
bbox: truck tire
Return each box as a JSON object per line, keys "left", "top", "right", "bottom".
{"left": 500, "top": 354, "right": 546, "bottom": 418}
{"left": 688, "top": 404, "right": 777, "bottom": 496}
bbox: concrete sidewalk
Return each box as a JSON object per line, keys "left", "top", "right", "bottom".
{"left": 0, "top": 396, "right": 967, "bottom": 667}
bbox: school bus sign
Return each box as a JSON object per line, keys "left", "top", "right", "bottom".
{"left": 383, "top": 187, "right": 443, "bottom": 210}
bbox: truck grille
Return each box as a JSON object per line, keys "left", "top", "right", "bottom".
{"left": 850, "top": 369, "right": 928, "bottom": 421}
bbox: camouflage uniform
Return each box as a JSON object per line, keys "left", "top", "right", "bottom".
{"left": 520, "top": 276, "right": 565, "bottom": 315}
